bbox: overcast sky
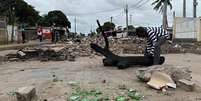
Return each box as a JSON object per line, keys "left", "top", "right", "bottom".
{"left": 24, "top": 0, "right": 201, "bottom": 34}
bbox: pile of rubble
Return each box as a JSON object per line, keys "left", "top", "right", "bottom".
{"left": 136, "top": 65, "right": 199, "bottom": 92}
{"left": 5, "top": 43, "right": 94, "bottom": 62}
{"left": 3, "top": 38, "right": 201, "bottom": 63}
{"left": 108, "top": 38, "right": 201, "bottom": 55}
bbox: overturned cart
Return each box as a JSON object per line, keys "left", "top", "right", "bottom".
{"left": 90, "top": 20, "right": 165, "bottom": 69}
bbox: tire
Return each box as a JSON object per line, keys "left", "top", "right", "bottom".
{"left": 103, "top": 58, "right": 114, "bottom": 66}
{"left": 117, "top": 62, "right": 129, "bottom": 69}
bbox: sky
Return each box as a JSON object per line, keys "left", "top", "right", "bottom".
{"left": 24, "top": 0, "right": 201, "bottom": 34}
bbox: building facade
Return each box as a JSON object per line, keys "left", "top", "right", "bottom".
{"left": 0, "top": 16, "right": 8, "bottom": 44}
{"left": 173, "top": 17, "right": 201, "bottom": 42}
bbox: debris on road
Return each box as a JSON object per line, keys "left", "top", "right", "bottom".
{"left": 52, "top": 74, "right": 59, "bottom": 82}
{"left": 147, "top": 71, "right": 176, "bottom": 90}
{"left": 5, "top": 43, "right": 94, "bottom": 62}
{"left": 177, "top": 79, "right": 195, "bottom": 92}
{"left": 68, "top": 81, "right": 80, "bottom": 86}
{"left": 136, "top": 65, "right": 195, "bottom": 92}
{"left": 15, "top": 86, "right": 37, "bottom": 101}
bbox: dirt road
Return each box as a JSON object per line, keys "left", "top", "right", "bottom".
{"left": 0, "top": 53, "right": 201, "bottom": 101}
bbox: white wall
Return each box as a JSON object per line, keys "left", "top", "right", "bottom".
{"left": 116, "top": 32, "right": 127, "bottom": 38}
{"left": 7, "top": 25, "right": 18, "bottom": 41}
{"left": 174, "top": 17, "right": 198, "bottom": 39}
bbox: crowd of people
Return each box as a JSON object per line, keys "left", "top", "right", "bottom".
{"left": 37, "top": 26, "right": 60, "bottom": 43}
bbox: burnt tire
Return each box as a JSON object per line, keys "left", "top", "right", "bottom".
{"left": 117, "top": 62, "right": 129, "bottom": 69}
{"left": 103, "top": 58, "right": 114, "bottom": 66}
{"left": 159, "top": 57, "right": 165, "bottom": 65}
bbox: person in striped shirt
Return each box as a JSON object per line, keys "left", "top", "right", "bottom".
{"left": 135, "top": 27, "right": 170, "bottom": 65}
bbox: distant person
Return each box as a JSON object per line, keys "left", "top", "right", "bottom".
{"left": 54, "top": 30, "right": 60, "bottom": 43}
{"left": 37, "top": 30, "right": 43, "bottom": 42}
{"left": 51, "top": 27, "right": 55, "bottom": 43}
{"left": 21, "top": 28, "right": 26, "bottom": 44}
{"left": 135, "top": 27, "right": 170, "bottom": 65}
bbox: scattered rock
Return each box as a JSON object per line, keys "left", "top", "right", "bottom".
{"left": 20, "top": 69, "right": 25, "bottom": 71}
{"left": 164, "top": 66, "right": 192, "bottom": 82}
{"left": 15, "top": 86, "right": 37, "bottom": 101}
{"left": 177, "top": 79, "right": 195, "bottom": 92}
{"left": 136, "top": 65, "right": 192, "bottom": 83}
{"left": 68, "top": 81, "right": 79, "bottom": 86}
{"left": 68, "top": 55, "right": 76, "bottom": 62}
{"left": 136, "top": 65, "right": 194, "bottom": 91}
{"left": 136, "top": 68, "right": 152, "bottom": 82}
{"left": 118, "top": 84, "right": 127, "bottom": 90}
{"left": 52, "top": 74, "right": 59, "bottom": 82}
{"left": 102, "top": 80, "right": 106, "bottom": 83}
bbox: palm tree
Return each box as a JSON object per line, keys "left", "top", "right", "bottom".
{"left": 152, "top": 0, "right": 172, "bottom": 30}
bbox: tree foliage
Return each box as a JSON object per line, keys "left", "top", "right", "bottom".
{"left": 96, "top": 21, "right": 115, "bottom": 33}
{"left": 103, "top": 22, "right": 115, "bottom": 31}
{"left": 38, "top": 10, "right": 71, "bottom": 28}
{"left": 0, "top": 0, "right": 40, "bottom": 26}
{"left": 152, "top": 0, "right": 172, "bottom": 13}
{"left": 152, "top": 0, "right": 172, "bottom": 29}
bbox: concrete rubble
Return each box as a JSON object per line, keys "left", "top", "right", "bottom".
{"left": 177, "top": 79, "right": 195, "bottom": 92}
{"left": 5, "top": 43, "right": 94, "bottom": 62}
{"left": 147, "top": 71, "right": 176, "bottom": 90}
{"left": 15, "top": 86, "right": 37, "bottom": 101}
{"left": 109, "top": 38, "right": 201, "bottom": 55}
{"left": 3, "top": 38, "right": 201, "bottom": 63}
{"left": 136, "top": 65, "right": 196, "bottom": 92}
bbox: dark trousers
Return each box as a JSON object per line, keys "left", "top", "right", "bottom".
{"left": 153, "top": 36, "right": 167, "bottom": 65}
{"left": 38, "top": 35, "right": 42, "bottom": 42}
{"left": 22, "top": 32, "right": 25, "bottom": 44}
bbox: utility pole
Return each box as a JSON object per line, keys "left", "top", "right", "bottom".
{"left": 125, "top": 4, "right": 129, "bottom": 36}
{"left": 193, "top": 0, "right": 198, "bottom": 18}
{"left": 10, "top": 6, "right": 15, "bottom": 43}
{"left": 183, "top": 0, "right": 186, "bottom": 18}
{"left": 74, "top": 17, "right": 77, "bottom": 38}
{"left": 110, "top": 16, "right": 113, "bottom": 23}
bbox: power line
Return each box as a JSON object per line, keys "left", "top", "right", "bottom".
{"left": 129, "top": 0, "right": 151, "bottom": 11}
{"left": 66, "top": 7, "right": 123, "bottom": 16}
{"left": 66, "top": 0, "right": 146, "bottom": 16}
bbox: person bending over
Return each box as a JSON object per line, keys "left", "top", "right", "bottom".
{"left": 135, "top": 27, "right": 170, "bottom": 65}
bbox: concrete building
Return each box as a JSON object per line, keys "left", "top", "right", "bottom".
{"left": 0, "top": 16, "right": 8, "bottom": 44}
{"left": 173, "top": 17, "right": 201, "bottom": 42}
{"left": 7, "top": 25, "right": 19, "bottom": 42}
{"left": 116, "top": 32, "right": 127, "bottom": 38}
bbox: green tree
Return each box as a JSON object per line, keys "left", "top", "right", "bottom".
{"left": 0, "top": 0, "right": 40, "bottom": 26}
{"left": 152, "top": 0, "right": 172, "bottom": 29}
{"left": 38, "top": 10, "right": 71, "bottom": 28}
{"left": 123, "top": 25, "right": 135, "bottom": 31}
{"left": 80, "top": 33, "right": 85, "bottom": 37}
{"left": 123, "top": 25, "right": 135, "bottom": 36}
{"left": 102, "top": 22, "right": 115, "bottom": 31}
{"left": 96, "top": 21, "right": 115, "bottom": 34}
{"left": 38, "top": 15, "right": 52, "bottom": 27}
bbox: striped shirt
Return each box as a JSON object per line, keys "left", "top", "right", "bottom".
{"left": 145, "top": 27, "right": 170, "bottom": 56}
